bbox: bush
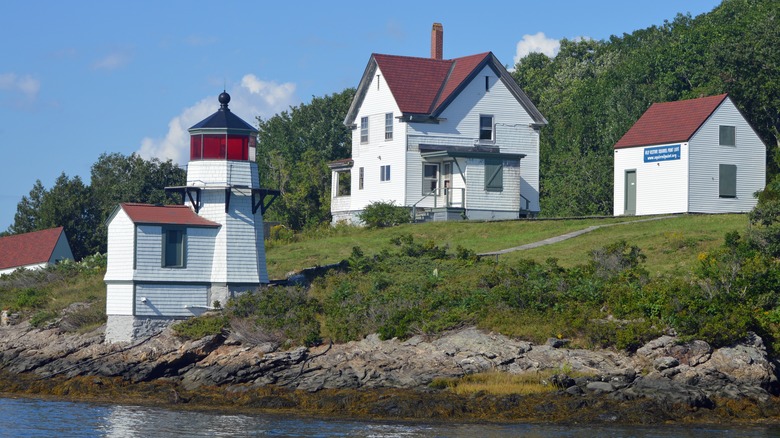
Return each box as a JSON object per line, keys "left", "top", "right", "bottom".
{"left": 173, "top": 314, "right": 228, "bottom": 340}
{"left": 358, "top": 201, "right": 410, "bottom": 228}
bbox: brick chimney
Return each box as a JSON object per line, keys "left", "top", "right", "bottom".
{"left": 431, "top": 23, "right": 443, "bottom": 60}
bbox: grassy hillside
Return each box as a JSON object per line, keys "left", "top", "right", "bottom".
{"left": 266, "top": 214, "right": 747, "bottom": 280}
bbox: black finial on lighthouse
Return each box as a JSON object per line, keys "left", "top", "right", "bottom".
{"left": 218, "top": 91, "right": 231, "bottom": 110}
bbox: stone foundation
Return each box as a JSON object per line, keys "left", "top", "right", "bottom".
{"left": 105, "top": 315, "right": 175, "bottom": 344}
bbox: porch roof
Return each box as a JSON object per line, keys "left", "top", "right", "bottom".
{"left": 419, "top": 144, "right": 525, "bottom": 161}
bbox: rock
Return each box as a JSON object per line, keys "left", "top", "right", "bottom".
{"left": 586, "top": 381, "right": 615, "bottom": 393}
{"left": 653, "top": 356, "right": 679, "bottom": 371}
{"left": 546, "top": 338, "right": 569, "bottom": 348}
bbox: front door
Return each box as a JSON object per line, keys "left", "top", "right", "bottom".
{"left": 625, "top": 170, "right": 636, "bottom": 215}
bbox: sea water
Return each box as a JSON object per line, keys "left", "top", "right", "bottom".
{"left": 1, "top": 396, "right": 780, "bottom": 437}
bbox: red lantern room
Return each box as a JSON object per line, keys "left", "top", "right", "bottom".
{"left": 188, "top": 91, "right": 257, "bottom": 162}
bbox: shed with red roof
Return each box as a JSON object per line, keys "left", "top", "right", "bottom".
{"left": 330, "top": 23, "right": 546, "bottom": 223}
{"left": 613, "top": 94, "right": 765, "bottom": 216}
{"left": 0, "top": 227, "right": 74, "bottom": 275}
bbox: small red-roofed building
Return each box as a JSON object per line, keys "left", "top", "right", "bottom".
{"left": 613, "top": 94, "right": 766, "bottom": 216}
{"left": 330, "top": 23, "right": 546, "bottom": 223}
{"left": 0, "top": 227, "right": 74, "bottom": 276}
{"left": 104, "top": 92, "right": 278, "bottom": 343}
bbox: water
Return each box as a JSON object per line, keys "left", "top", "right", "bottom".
{"left": 1, "top": 396, "right": 780, "bottom": 437}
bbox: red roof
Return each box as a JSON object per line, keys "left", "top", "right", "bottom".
{"left": 614, "top": 94, "right": 728, "bottom": 149}
{"left": 0, "top": 227, "right": 67, "bottom": 270}
{"left": 119, "top": 203, "right": 220, "bottom": 227}
{"left": 374, "top": 53, "right": 463, "bottom": 114}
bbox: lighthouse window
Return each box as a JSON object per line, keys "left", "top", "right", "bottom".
{"left": 202, "top": 135, "right": 227, "bottom": 159}
{"left": 227, "top": 135, "right": 248, "bottom": 160}
{"left": 162, "top": 227, "right": 186, "bottom": 268}
{"left": 190, "top": 135, "right": 203, "bottom": 160}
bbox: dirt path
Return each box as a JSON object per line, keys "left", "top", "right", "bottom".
{"left": 478, "top": 215, "right": 680, "bottom": 258}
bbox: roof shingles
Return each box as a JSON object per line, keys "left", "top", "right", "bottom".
{"left": 120, "top": 203, "right": 220, "bottom": 227}
{"left": 614, "top": 94, "right": 728, "bottom": 149}
{"left": 0, "top": 227, "right": 65, "bottom": 270}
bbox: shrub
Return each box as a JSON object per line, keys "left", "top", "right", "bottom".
{"left": 173, "top": 314, "right": 228, "bottom": 340}
{"left": 358, "top": 201, "right": 410, "bottom": 228}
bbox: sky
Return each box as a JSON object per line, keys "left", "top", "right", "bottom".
{"left": 0, "top": 0, "right": 723, "bottom": 232}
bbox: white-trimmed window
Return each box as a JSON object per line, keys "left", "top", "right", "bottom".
{"left": 385, "top": 113, "right": 393, "bottom": 140}
{"left": 423, "top": 164, "right": 438, "bottom": 195}
{"left": 162, "top": 227, "right": 186, "bottom": 268}
{"left": 479, "top": 115, "right": 494, "bottom": 141}
{"left": 380, "top": 165, "right": 391, "bottom": 182}
{"left": 720, "top": 125, "right": 735, "bottom": 146}
{"left": 361, "top": 116, "right": 369, "bottom": 144}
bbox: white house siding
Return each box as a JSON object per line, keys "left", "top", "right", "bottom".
{"left": 133, "top": 225, "right": 216, "bottom": 282}
{"left": 405, "top": 65, "right": 539, "bottom": 214}
{"left": 135, "top": 283, "right": 209, "bottom": 317}
{"left": 0, "top": 262, "right": 48, "bottom": 276}
{"left": 104, "top": 209, "right": 135, "bottom": 282}
{"left": 688, "top": 99, "right": 765, "bottom": 213}
{"left": 464, "top": 158, "right": 522, "bottom": 219}
{"left": 347, "top": 66, "right": 405, "bottom": 213}
{"left": 612, "top": 143, "right": 689, "bottom": 216}
{"left": 106, "top": 282, "right": 134, "bottom": 316}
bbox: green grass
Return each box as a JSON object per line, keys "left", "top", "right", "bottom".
{"left": 266, "top": 214, "right": 747, "bottom": 280}
{"left": 266, "top": 216, "right": 641, "bottom": 279}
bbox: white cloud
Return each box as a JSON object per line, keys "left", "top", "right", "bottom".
{"left": 0, "top": 72, "right": 41, "bottom": 100}
{"left": 137, "top": 76, "right": 297, "bottom": 164}
{"left": 92, "top": 52, "right": 131, "bottom": 70}
{"left": 514, "top": 32, "right": 561, "bottom": 64}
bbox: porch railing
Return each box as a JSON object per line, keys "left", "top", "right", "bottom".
{"left": 410, "top": 188, "right": 465, "bottom": 220}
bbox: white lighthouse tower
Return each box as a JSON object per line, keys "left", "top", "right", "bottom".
{"left": 180, "top": 91, "right": 277, "bottom": 304}
{"left": 104, "top": 92, "right": 278, "bottom": 343}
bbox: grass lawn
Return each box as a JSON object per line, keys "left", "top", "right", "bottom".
{"left": 265, "top": 214, "right": 748, "bottom": 279}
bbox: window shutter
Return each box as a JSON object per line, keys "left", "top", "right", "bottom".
{"left": 485, "top": 159, "right": 503, "bottom": 192}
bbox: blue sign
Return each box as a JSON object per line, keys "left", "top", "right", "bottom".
{"left": 644, "top": 144, "right": 681, "bottom": 163}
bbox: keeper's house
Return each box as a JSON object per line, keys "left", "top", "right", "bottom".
{"left": 0, "top": 227, "right": 74, "bottom": 275}
{"left": 613, "top": 94, "right": 766, "bottom": 216}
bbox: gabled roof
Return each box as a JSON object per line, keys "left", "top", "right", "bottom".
{"left": 345, "top": 52, "right": 547, "bottom": 126}
{"left": 118, "top": 203, "right": 220, "bottom": 227}
{"left": 0, "top": 227, "right": 67, "bottom": 270}
{"left": 614, "top": 94, "right": 729, "bottom": 149}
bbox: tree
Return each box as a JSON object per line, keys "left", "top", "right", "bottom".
{"left": 8, "top": 180, "right": 46, "bottom": 235}
{"left": 36, "top": 173, "right": 98, "bottom": 260}
{"left": 256, "top": 89, "right": 355, "bottom": 229}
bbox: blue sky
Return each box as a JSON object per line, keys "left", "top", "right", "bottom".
{"left": 1, "top": 0, "right": 722, "bottom": 231}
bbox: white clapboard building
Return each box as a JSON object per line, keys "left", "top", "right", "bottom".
{"left": 330, "top": 23, "right": 547, "bottom": 223}
{"left": 613, "top": 94, "right": 766, "bottom": 216}
{"left": 104, "top": 92, "right": 278, "bottom": 343}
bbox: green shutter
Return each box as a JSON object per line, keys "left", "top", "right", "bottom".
{"left": 719, "top": 164, "right": 737, "bottom": 198}
{"left": 485, "top": 159, "right": 503, "bottom": 192}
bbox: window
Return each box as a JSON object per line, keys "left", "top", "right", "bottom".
{"left": 485, "top": 75, "right": 490, "bottom": 92}
{"left": 361, "top": 116, "right": 369, "bottom": 144}
{"left": 162, "top": 227, "right": 186, "bottom": 268}
{"left": 385, "top": 113, "right": 393, "bottom": 140}
{"left": 720, "top": 125, "right": 735, "bottom": 146}
{"left": 485, "top": 159, "right": 503, "bottom": 192}
{"left": 480, "top": 115, "right": 494, "bottom": 141}
{"left": 336, "top": 171, "right": 351, "bottom": 196}
{"left": 423, "top": 164, "right": 439, "bottom": 194}
{"left": 359, "top": 167, "right": 364, "bottom": 190}
{"left": 719, "top": 164, "right": 737, "bottom": 198}
{"left": 380, "top": 165, "right": 391, "bottom": 182}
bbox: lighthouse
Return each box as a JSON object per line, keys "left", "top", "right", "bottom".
{"left": 104, "top": 92, "right": 277, "bottom": 343}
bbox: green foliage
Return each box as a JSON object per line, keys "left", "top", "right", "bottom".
{"left": 256, "top": 89, "right": 355, "bottom": 230}
{"left": 30, "top": 310, "right": 58, "bottom": 328}
{"left": 12, "top": 288, "right": 49, "bottom": 310}
{"left": 357, "top": 201, "right": 411, "bottom": 228}
{"left": 226, "top": 286, "right": 321, "bottom": 347}
{"left": 173, "top": 314, "right": 228, "bottom": 340}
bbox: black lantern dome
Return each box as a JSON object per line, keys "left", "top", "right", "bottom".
{"left": 188, "top": 91, "right": 257, "bottom": 161}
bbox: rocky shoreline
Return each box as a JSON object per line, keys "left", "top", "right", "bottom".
{"left": 2, "top": 318, "right": 780, "bottom": 424}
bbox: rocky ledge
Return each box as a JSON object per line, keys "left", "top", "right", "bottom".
{"left": 1, "top": 320, "right": 779, "bottom": 423}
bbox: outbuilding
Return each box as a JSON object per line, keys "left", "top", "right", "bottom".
{"left": 613, "top": 94, "right": 766, "bottom": 216}
{"left": 0, "top": 227, "right": 74, "bottom": 275}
